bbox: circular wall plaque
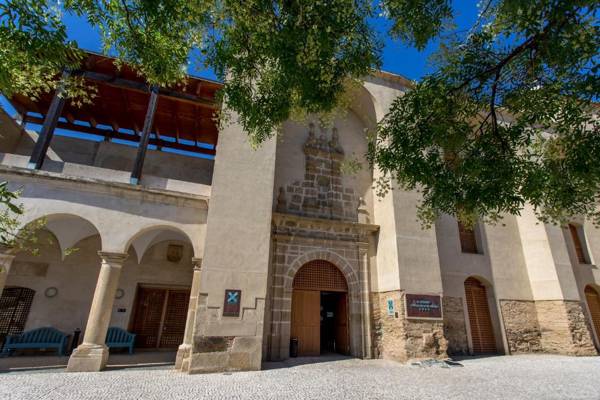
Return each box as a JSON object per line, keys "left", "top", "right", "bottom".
{"left": 44, "top": 287, "right": 58, "bottom": 298}
{"left": 115, "top": 288, "right": 125, "bottom": 299}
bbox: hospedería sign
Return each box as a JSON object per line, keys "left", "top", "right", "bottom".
{"left": 405, "top": 294, "right": 443, "bottom": 320}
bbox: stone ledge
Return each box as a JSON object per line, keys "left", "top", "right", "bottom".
{"left": 0, "top": 163, "right": 209, "bottom": 208}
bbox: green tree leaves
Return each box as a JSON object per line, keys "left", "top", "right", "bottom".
{"left": 209, "top": 0, "right": 380, "bottom": 144}
{"left": 370, "top": 0, "right": 600, "bottom": 226}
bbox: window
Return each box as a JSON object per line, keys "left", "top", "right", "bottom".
{"left": 568, "top": 224, "right": 590, "bottom": 264}
{"left": 458, "top": 221, "right": 479, "bottom": 254}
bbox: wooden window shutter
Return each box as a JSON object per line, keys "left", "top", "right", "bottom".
{"left": 569, "top": 224, "right": 588, "bottom": 264}
{"left": 458, "top": 222, "right": 478, "bottom": 254}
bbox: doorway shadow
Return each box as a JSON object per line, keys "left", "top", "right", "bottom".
{"left": 449, "top": 354, "right": 504, "bottom": 362}
{"left": 263, "top": 354, "right": 353, "bottom": 370}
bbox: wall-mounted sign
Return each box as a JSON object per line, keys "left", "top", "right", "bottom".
{"left": 405, "top": 294, "right": 443, "bottom": 320}
{"left": 386, "top": 298, "right": 395, "bottom": 316}
{"left": 223, "top": 289, "right": 242, "bottom": 317}
{"left": 167, "top": 244, "right": 183, "bottom": 263}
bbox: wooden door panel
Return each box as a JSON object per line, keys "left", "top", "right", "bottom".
{"left": 334, "top": 293, "right": 349, "bottom": 355}
{"left": 159, "top": 290, "right": 190, "bottom": 348}
{"left": 585, "top": 287, "right": 600, "bottom": 342}
{"left": 291, "top": 290, "right": 320, "bottom": 356}
{"left": 465, "top": 278, "right": 497, "bottom": 354}
{"left": 132, "top": 288, "right": 166, "bottom": 348}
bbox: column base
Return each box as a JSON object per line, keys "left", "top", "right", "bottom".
{"left": 175, "top": 344, "right": 192, "bottom": 371}
{"left": 66, "top": 344, "right": 109, "bottom": 372}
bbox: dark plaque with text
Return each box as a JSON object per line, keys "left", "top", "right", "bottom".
{"left": 223, "top": 289, "right": 242, "bottom": 317}
{"left": 405, "top": 294, "right": 443, "bottom": 319}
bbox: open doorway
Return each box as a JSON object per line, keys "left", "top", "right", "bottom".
{"left": 290, "top": 260, "right": 349, "bottom": 357}
{"left": 320, "top": 291, "right": 348, "bottom": 355}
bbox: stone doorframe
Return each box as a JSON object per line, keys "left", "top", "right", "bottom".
{"left": 267, "top": 245, "right": 369, "bottom": 360}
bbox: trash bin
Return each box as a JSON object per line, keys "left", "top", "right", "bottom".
{"left": 69, "top": 328, "right": 81, "bottom": 355}
{"left": 290, "top": 337, "right": 299, "bottom": 358}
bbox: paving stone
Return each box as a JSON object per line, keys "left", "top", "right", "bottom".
{"left": 0, "top": 355, "right": 599, "bottom": 400}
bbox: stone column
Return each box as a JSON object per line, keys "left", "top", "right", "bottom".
{"left": 0, "top": 251, "right": 16, "bottom": 297}
{"left": 67, "top": 251, "right": 128, "bottom": 372}
{"left": 358, "top": 242, "right": 373, "bottom": 359}
{"left": 175, "top": 257, "right": 203, "bottom": 371}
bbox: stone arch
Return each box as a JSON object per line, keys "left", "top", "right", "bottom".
{"left": 466, "top": 275, "right": 493, "bottom": 289}
{"left": 123, "top": 224, "right": 197, "bottom": 263}
{"left": 349, "top": 84, "right": 380, "bottom": 130}
{"left": 285, "top": 249, "right": 360, "bottom": 294}
{"left": 18, "top": 213, "right": 102, "bottom": 259}
{"left": 273, "top": 249, "right": 364, "bottom": 359}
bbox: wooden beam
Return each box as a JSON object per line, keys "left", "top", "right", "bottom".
{"left": 23, "top": 115, "right": 216, "bottom": 156}
{"left": 27, "top": 71, "right": 70, "bottom": 169}
{"left": 81, "top": 71, "right": 218, "bottom": 109}
{"left": 130, "top": 85, "right": 159, "bottom": 185}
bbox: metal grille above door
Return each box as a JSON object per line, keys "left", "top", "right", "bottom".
{"left": 585, "top": 286, "right": 600, "bottom": 345}
{"left": 0, "top": 287, "right": 35, "bottom": 346}
{"left": 464, "top": 277, "right": 497, "bottom": 354}
{"left": 293, "top": 260, "right": 348, "bottom": 292}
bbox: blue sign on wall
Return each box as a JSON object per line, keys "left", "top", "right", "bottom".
{"left": 223, "top": 289, "right": 242, "bottom": 317}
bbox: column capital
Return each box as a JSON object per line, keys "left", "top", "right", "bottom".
{"left": 357, "top": 242, "right": 369, "bottom": 253}
{"left": 97, "top": 251, "right": 128, "bottom": 265}
{"left": 192, "top": 257, "right": 203, "bottom": 271}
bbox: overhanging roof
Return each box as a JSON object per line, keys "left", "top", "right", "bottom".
{"left": 10, "top": 52, "right": 222, "bottom": 156}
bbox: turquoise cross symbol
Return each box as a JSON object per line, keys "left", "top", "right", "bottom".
{"left": 227, "top": 291, "right": 239, "bottom": 304}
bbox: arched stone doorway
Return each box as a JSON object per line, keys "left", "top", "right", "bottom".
{"left": 464, "top": 277, "right": 498, "bottom": 354}
{"left": 291, "top": 260, "right": 349, "bottom": 356}
{"left": 585, "top": 285, "right": 600, "bottom": 346}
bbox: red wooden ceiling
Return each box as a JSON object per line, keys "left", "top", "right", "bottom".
{"left": 11, "top": 53, "right": 222, "bottom": 147}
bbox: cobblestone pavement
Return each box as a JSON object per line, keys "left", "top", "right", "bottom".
{"left": 0, "top": 354, "right": 599, "bottom": 400}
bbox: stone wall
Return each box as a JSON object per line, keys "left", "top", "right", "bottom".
{"left": 275, "top": 123, "right": 362, "bottom": 222}
{"left": 266, "top": 219, "right": 371, "bottom": 360}
{"left": 442, "top": 296, "right": 469, "bottom": 355}
{"left": 499, "top": 300, "right": 542, "bottom": 354}
{"left": 372, "top": 290, "right": 447, "bottom": 362}
{"left": 536, "top": 300, "right": 597, "bottom": 356}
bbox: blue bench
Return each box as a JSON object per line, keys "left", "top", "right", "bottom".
{"left": 105, "top": 327, "right": 135, "bottom": 354}
{"left": 2, "top": 327, "right": 69, "bottom": 356}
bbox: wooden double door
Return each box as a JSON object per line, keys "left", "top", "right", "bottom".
{"left": 291, "top": 290, "right": 349, "bottom": 356}
{"left": 131, "top": 287, "right": 190, "bottom": 349}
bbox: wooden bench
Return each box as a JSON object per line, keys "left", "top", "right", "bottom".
{"left": 105, "top": 327, "right": 136, "bottom": 354}
{"left": 2, "top": 327, "right": 69, "bottom": 356}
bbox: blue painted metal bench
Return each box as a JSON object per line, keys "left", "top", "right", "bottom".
{"left": 105, "top": 327, "right": 135, "bottom": 354}
{"left": 2, "top": 327, "right": 69, "bottom": 356}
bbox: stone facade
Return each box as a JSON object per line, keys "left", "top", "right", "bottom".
{"left": 265, "top": 123, "right": 376, "bottom": 361}
{"left": 499, "top": 300, "right": 543, "bottom": 354}
{"left": 276, "top": 123, "right": 360, "bottom": 222}
{"left": 536, "top": 300, "right": 596, "bottom": 356}
{"left": 442, "top": 296, "right": 469, "bottom": 355}
{"left": 2, "top": 69, "right": 600, "bottom": 376}
{"left": 372, "top": 291, "right": 447, "bottom": 362}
